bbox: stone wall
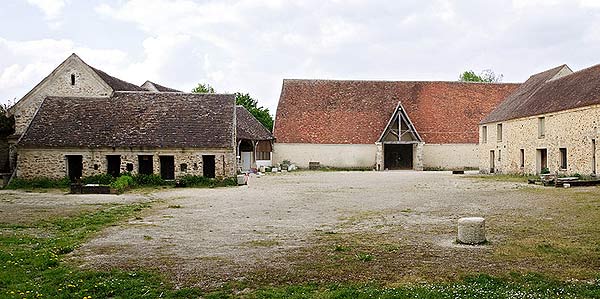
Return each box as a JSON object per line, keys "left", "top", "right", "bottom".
{"left": 479, "top": 104, "right": 600, "bottom": 175}
{"left": 0, "top": 136, "right": 8, "bottom": 172}
{"left": 16, "top": 147, "right": 237, "bottom": 179}
{"left": 10, "top": 57, "right": 112, "bottom": 136}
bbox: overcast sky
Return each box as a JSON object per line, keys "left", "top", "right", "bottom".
{"left": 2, "top": 0, "right": 600, "bottom": 113}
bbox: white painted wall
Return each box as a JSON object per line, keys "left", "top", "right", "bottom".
{"left": 273, "top": 143, "right": 377, "bottom": 168}
{"left": 422, "top": 144, "right": 479, "bottom": 169}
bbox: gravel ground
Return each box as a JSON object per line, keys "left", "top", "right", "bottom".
{"left": 0, "top": 190, "right": 149, "bottom": 225}
{"left": 67, "top": 170, "right": 581, "bottom": 288}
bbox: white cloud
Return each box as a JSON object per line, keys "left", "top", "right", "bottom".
{"left": 26, "top": 0, "right": 67, "bottom": 20}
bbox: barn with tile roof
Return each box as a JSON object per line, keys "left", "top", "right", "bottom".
{"left": 274, "top": 79, "right": 519, "bottom": 170}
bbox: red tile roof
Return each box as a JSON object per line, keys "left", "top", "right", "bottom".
{"left": 482, "top": 64, "right": 600, "bottom": 124}
{"left": 274, "top": 80, "right": 519, "bottom": 144}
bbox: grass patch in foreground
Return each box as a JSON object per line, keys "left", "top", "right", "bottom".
{"left": 467, "top": 173, "right": 537, "bottom": 183}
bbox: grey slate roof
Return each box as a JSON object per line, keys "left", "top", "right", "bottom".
{"left": 19, "top": 92, "right": 236, "bottom": 148}
{"left": 481, "top": 64, "right": 600, "bottom": 124}
{"left": 142, "top": 81, "right": 181, "bottom": 92}
{"left": 88, "top": 66, "right": 147, "bottom": 92}
{"left": 236, "top": 105, "right": 274, "bottom": 141}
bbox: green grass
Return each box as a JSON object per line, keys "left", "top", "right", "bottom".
{"left": 467, "top": 173, "right": 538, "bottom": 182}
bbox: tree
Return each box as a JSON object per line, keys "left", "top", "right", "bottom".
{"left": 191, "top": 83, "right": 274, "bottom": 132}
{"left": 191, "top": 83, "right": 215, "bottom": 94}
{"left": 234, "top": 92, "right": 274, "bottom": 132}
{"left": 459, "top": 69, "right": 503, "bottom": 83}
{"left": 0, "top": 103, "right": 15, "bottom": 138}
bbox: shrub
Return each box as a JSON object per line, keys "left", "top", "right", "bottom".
{"left": 111, "top": 175, "right": 134, "bottom": 194}
{"left": 82, "top": 174, "right": 115, "bottom": 185}
{"left": 6, "top": 177, "right": 70, "bottom": 189}
{"left": 133, "top": 174, "right": 169, "bottom": 186}
{"left": 177, "top": 175, "right": 238, "bottom": 188}
{"left": 541, "top": 167, "right": 550, "bottom": 174}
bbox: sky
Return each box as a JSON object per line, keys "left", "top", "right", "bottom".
{"left": 2, "top": 0, "right": 600, "bottom": 113}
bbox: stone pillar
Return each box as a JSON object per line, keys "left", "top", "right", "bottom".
{"left": 457, "top": 217, "right": 486, "bottom": 244}
{"left": 413, "top": 142, "right": 424, "bottom": 171}
{"left": 375, "top": 142, "right": 383, "bottom": 171}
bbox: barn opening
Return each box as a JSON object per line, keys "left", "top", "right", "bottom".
{"left": 384, "top": 144, "right": 413, "bottom": 169}
{"left": 536, "top": 148, "right": 548, "bottom": 174}
{"left": 66, "top": 155, "right": 83, "bottom": 181}
{"left": 239, "top": 140, "right": 254, "bottom": 171}
{"left": 138, "top": 155, "right": 153, "bottom": 175}
{"left": 106, "top": 155, "right": 121, "bottom": 177}
{"left": 203, "top": 155, "right": 215, "bottom": 178}
{"left": 159, "top": 156, "right": 175, "bottom": 180}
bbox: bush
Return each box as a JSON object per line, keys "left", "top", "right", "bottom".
{"left": 6, "top": 177, "right": 70, "bottom": 189}
{"left": 178, "top": 175, "right": 238, "bottom": 188}
{"left": 82, "top": 174, "right": 115, "bottom": 185}
{"left": 541, "top": 167, "right": 550, "bottom": 174}
{"left": 110, "top": 175, "right": 134, "bottom": 194}
{"left": 133, "top": 174, "right": 169, "bottom": 186}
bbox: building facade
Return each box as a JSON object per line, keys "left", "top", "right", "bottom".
{"left": 479, "top": 64, "right": 600, "bottom": 175}
{"left": 274, "top": 79, "right": 519, "bottom": 170}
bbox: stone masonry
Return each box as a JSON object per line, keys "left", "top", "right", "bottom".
{"left": 478, "top": 104, "right": 600, "bottom": 175}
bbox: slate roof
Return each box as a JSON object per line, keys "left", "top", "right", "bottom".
{"left": 482, "top": 64, "right": 600, "bottom": 124}
{"left": 88, "top": 66, "right": 147, "bottom": 92}
{"left": 141, "top": 80, "right": 182, "bottom": 92}
{"left": 274, "top": 79, "right": 519, "bottom": 144}
{"left": 19, "top": 92, "right": 236, "bottom": 148}
{"left": 236, "top": 105, "right": 274, "bottom": 141}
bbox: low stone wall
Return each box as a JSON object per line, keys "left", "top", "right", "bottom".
{"left": 16, "top": 147, "right": 236, "bottom": 179}
{"left": 273, "top": 143, "right": 377, "bottom": 169}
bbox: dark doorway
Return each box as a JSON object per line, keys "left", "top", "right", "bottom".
{"left": 384, "top": 144, "right": 413, "bottom": 170}
{"left": 138, "top": 155, "right": 154, "bottom": 175}
{"left": 66, "top": 155, "right": 83, "bottom": 181}
{"left": 107, "top": 155, "right": 121, "bottom": 177}
{"left": 489, "top": 150, "right": 495, "bottom": 173}
{"left": 203, "top": 155, "right": 216, "bottom": 178}
{"left": 160, "top": 156, "right": 175, "bottom": 180}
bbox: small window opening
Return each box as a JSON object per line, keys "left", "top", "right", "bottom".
{"left": 70, "top": 74, "right": 76, "bottom": 86}
{"left": 560, "top": 148, "right": 568, "bottom": 169}
{"left": 93, "top": 164, "right": 99, "bottom": 170}
{"left": 193, "top": 163, "right": 198, "bottom": 170}
{"left": 498, "top": 149, "right": 501, "bottom": 162}
{"left": 538, "top": 117, "right": 546, "bottom": 138}
{"left": 126, "top": 163, "right": 134, "bottom": 172}
{"left": 180, "top": 163, "right": 188, "bottom": 172}
{"left": 482, "top": 126, "right": 487, "bottom": 143}
{"left": 497, "top": 123, "right": 503, "bottom": 142}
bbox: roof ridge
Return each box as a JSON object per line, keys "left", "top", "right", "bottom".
{"left": 283, "top": 78, "right": 520, "bottom": 85}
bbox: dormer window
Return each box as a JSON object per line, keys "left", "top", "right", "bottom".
{"left": 70, "top": 74, "right": 76, "bottom": 85}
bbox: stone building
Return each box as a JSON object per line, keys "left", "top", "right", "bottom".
{"left": 479, "top": 64, "right": 600, "bottom": 175}
{"left": 274, "top": 79, "right": 519, "bottom": 170}
{"left": 3, "top": 53, "right": 269, "bottom": 181}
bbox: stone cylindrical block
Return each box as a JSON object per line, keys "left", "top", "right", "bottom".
{"left": 457, "top": 217, "right": 486, "bottom": 244}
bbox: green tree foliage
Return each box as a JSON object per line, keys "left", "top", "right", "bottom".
{"left": 0, "top": 103, "right": 15, "bottom": 138}
{"left": 234, "top": 92, "right": 274, "bottom": 132}
{"left": 191, "top": 83, "right": 215, "bottom": 94}
{"left": 459, "top": 69, "right": 503, "bottom": 83}
{"left": 191, "top": 83, "right": 274, "bottom": 132}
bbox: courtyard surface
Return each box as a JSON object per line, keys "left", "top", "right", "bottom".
{"left": 2, "top": 171, "right": 599, "bottom": 293}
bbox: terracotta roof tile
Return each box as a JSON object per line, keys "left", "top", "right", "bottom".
{"left": 274, "top": 80, "right": 519, "bottom": 144}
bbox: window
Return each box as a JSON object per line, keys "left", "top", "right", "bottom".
{"left": 498, "top": 149, "right": 501, "bottom": 162}
{"left": 126, "top": 163, "right": 134, "bottom": 172}
{"left": 538, "top": 117, "right": 545, "bottom": 138}
{"left": 482, "top": 126, "right": 487, "bottom": 143}
{"left": 256, "top": 151, "right": 271, "bottom": 160}
{"left": 497, "top": 124, "right": 503, "bottom": 142}
{"left": 180, "top": 163, "right": 188, "bottom": 172}
{"left": 70, "top": 74, "right": 76, "bottom": 85}
{"left": 560, "top": 148, "right": 568, "bottom": 169}
{"left": 520, "top": 149, "right": 525, "bottom": 168}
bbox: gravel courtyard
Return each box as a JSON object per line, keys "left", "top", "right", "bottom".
{"left": 47, "top": 171, "right": 596, "bottom": 289}
{"left": 0, "top": 171, "right": 591, "bottom": 290}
